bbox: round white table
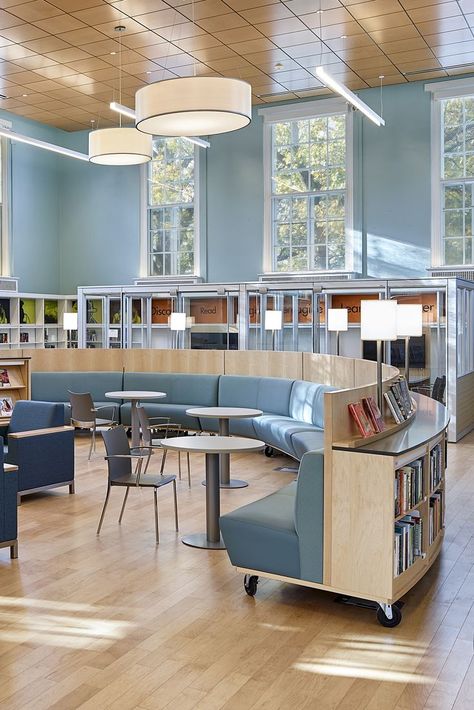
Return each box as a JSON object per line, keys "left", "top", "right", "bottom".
{"left": 105, "top": 390, "right": 166, "bottom": 448}
{"left": 160, "top": 436, "right": 265, "bottom": 550}
{"left": 186, "top": 407, "right": 262, "bottom": 489}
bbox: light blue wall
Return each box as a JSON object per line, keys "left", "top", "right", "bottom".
{"left": 361, "top": 82, "right": 432, "bottom": 278}
{"left": 2, "top": 77, "right": 438, "bottom": 293}
{"left": 58, "top": 130, "right": 141, "bottom": 292}
{"left": 0, "top": 112, "right": 67, "bottom": 293}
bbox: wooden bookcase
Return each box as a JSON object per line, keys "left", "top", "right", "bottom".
{"left": 0, "top": 356, "right": 30, "bottom": 426}
{"left": 328, "top": 392, "right": 448, "bottom": 615}
{"left": 0, "top": 292, "right": 77, "bottom": 350}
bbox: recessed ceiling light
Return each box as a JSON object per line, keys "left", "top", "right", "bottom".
{"left": 146, "top": 71, "right": 152, "bottom": 74}
{"left": 110, "top": 51, "right": 116, "bottom": 55}
{"left": 316, "top": 9, "right": 324, "bottom": 13}
{"left": 340, "top": 35, "right": 347, "bottom": 39}
{"left": 22, "top": 94, "right": 28, "bottom": 97}
{"left": 275, "top": 62, "right": 283, "bottom": 69}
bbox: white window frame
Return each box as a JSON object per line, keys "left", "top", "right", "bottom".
{"left": 0, "top": 135, "right": 11, "bottom": 276}
{"left": 259, "top": 98, "right": 354, "bottom": 275}
{"left": 139, "top": 139, "right": 200, "bottom": 280}
{"left": 426, "top": 77, "right": 474, "bottom": 268}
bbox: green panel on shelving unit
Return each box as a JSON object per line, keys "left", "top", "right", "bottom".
{"left": 20, "top": 298, "right": 36, "bottom": 325}
{"left": 44, "top": 299, "right": 59, "bottom": 324}
{"left": 87, "top": 299, "right": 103, "bottom": 324}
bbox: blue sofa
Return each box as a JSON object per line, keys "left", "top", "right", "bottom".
{"left": 6, "top": 401, "right": 75, "bottom": 500}
{"left": 0, "top": 437, "right": 18, "bottom": 559}
{"left": 31, "top": 371, "right": 334, "bottom": 461}
{"left": 220, "top": 450, "right": 324, "bottom": 583}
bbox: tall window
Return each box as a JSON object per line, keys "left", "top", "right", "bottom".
{"left": 147, "top": 138, "right": 197, "bottom": 277}
{"left": 440, "top": 96, "right": 474, "bottom": 265}
{"left": 262, "top": 101, "right": 351, "bottom": 274}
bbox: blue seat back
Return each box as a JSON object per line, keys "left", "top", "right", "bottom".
{"left": 9, "top": 401, "right": 64, "bottom": 434}
{"left": 32, "top": 371, "right": 123, "bottom": 404}
{"left": 0, "top": 436, "right": 17, "bottom": 542}
{"left": 289, "top": 381, "right": 335, "bottom": 428}
{"left": 123, "top": 372, "right": 219, "bottom": 406}
{"left": 102, "top": 426, "right": 132, "bottom": 481}
{"left": 294, "top": 449, "right": 325, "bottom": 583}
{"left": 219, "top": 375, "right": 293, "bottom": 416}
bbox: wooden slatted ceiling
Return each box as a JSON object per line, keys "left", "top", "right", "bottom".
{"left": 0, "top": 0, "right": 472, "bottom": 131}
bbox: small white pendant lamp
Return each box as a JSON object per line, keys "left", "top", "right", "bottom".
{"left": 89, "top": 26, "right": 152, "bottom": 165}
{"left": 135, "top": 76, "right": 252, "bottom": 137}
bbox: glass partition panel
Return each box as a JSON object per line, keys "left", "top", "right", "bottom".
{"left": 388, "top": 287, "right": 447, "bottom": 397}
{"left": 180, "top": 292, "right": 239, "bottom": 349}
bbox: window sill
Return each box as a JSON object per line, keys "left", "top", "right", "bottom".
{"left": 259, "top": 270, "right": 361, "bottom": 283}
{"left": 134, "top": 275, "right": 204, "bottom": 286}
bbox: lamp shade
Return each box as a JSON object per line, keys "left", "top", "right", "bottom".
{"left": 264, "top": 310, "right": 283, "bottom": 331}
{"left": 327, "top": 308, "right": 348, "bottom": 332}
{"left": 397, "top": 304, "right": 423, "bottom": 337}
{"left": 360, "top": 300, "right": 398, "bottom": 341}
{"left": 169, "top": 312, "right": 187, "bottom": 331}
{"left": 135, "top": 77, "right": 252, "bottom": 137}
{"left": 63, "top": 312, "right": 78, "bottom": 330}
{"left": 89, "top": 127, "right": 152, "bottom": 165}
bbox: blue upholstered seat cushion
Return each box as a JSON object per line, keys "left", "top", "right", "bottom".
{"left": 253, "top": 415, "right": 322, "bottom": 458}
{"left": 31, "top": 371, "right": 123, "bottom": 406}
{"left": 218, "top": 375, "right": 293, "bottom": 416}
{"left": 220, "top": 482, "right": 300, "bottom": 579}
{"left": 289, "top": 381, "right": 336, "bottom": 429}
{"left": 9, "top": 401, "right": 64, "bottom": 434}
{"left": 291, "top": 430, "right": 325, "bottom": 459}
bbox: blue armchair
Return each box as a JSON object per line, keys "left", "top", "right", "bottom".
{"left": 0, "top": 437, "right": 18, "bottom": 559}
{"left": 5, "top": 401, "right": 75, "bottom": 501}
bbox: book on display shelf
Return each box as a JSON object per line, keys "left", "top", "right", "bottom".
{"left": 362, "top": 396, "right": 385, "bottom": 433}
{"left": 348, "top": 402, "right": 375, "bottom": 438}
{"left": 0, "top": 368, "right": 9, "bottom": 386}
{"left": 394, "top": 510, "right": 423, "bottom": 577}
{"left": 0, "top": 396, "right": 13, "bottom": 417}
{"left": 394, "top": 458, "right": 423, "bottom": 516}
{"left": 429, "top": 492, "right": 444, "bottom": 544}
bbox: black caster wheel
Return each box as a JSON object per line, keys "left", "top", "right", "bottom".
{"left": 376, "top": 605, "right": 402, "bottom": 627}
{"left": 244, "top": 575, "right": 259, "bottom": 597}
{"left": 264, "top": 446, "right": 274, "bottom": 458}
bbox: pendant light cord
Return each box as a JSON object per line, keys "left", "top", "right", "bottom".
{"left": 379, "top": 75, "right": 384, "bottom": 121}
{"left": 114, "top": 25, "right": 126, "bottom": 128}
{"left": 192, "top": 0, "right": 196, "bottom": 77}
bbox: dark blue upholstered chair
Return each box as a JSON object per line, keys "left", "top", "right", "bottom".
{"left": 0, "top": 436, "right": 18, "bottom": 558}
{"left": 5, "top": 401, "right": 75, "bottom": 501}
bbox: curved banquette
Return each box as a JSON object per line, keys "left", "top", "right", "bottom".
{"left": 31, "top": 370, "right": 334, "bottom": 460}
{"left": 29, "top": 349, "right": 447, "bottom": 627}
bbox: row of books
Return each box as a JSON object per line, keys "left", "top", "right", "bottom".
{"left": 348, "top": 396, "right": 385, "bottom": 438}
{"left": 429, "top": 492, "right": 444, "bottom": 544}
{"left": 430, "top": 443, "right": 443, "bottom": 491}
{"left": 394, "top": 511, "right": 423, "bottom": 577}
{"left": 384, "top": 379, "right": 413, "bottom": 424}
{"left": 395, "top": 458, "right": 424, "bottom": 517}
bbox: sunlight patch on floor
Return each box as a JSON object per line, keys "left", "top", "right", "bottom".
{"left": 0, "top": 596, "right": 133, "bottom": 649}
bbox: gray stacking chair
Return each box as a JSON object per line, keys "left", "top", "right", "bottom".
{"left": 68, "top": 391, "right": 117, "bottom": 460}
{"left": 98, "top": 426, "right": 178, "bottom": 544}
{"left": 136, "top": 406, "right": 192, "bottom": 487}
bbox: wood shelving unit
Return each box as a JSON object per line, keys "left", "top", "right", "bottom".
{"left": 0, "top": 292, "right": 77, "bottom": 350}
{"left": 0, "top": 356, "right": 30, "bottom": 426}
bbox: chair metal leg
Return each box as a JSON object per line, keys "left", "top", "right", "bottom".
{"left": 97, "top": 485, "right": 111, "bottom": 535}
{"left": 153, "top": 488, "right": 159, "bottom": 544}
{"left": 160, "top": 449, "right": 167, "bottom": 474}
{"left": 69, "top": 482, "right": 75, "bottom": 494}
{"left": 178, "top": 452, "right": 182, "bottom": 480}
{"left": 173, "top": 478, "right": 179, "bottom": 531}
{"left": 10, "top": 541, "right": 18, "bottom": 559}
{"left": 186, "top": 452, "right": 191, "bottom": 488}
{"left": 118, "top": 487, "right": 130, "bottom": 524}
{"left": 88, "top": 426, "right": 95, "bottom": 460}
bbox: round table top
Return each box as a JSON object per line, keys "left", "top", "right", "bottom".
{"left": 105, "top": 390, "right": 166, "bottom": 400}
{"left": 160, "top": 435, "right": 265, "bottom": 454}
{"left": 186, "top": 406, "right": 263, "bottom": 419}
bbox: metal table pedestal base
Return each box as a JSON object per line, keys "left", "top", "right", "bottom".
{"left": 183, "top": 452, "right": 227, "bottom": 550}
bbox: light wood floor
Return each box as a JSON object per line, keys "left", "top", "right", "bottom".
{"left": 0, "top": 432, "right": 473, "bottom": 710}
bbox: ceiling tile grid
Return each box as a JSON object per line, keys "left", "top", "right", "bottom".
{"left": 0, "top": 0, "right": 471, "bottom": 130}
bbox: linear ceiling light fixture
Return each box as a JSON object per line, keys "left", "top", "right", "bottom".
{"left": 109, "top": 101, "right": 210, "bottom": 148}
{"left": 314, "top": 66, "right": 385, "bottom": 127}
{"left": 0, "top": 126, "right": 88, "bottom": 161}
{"left": 89, "top": 26, "right": 152, "bottom": 165}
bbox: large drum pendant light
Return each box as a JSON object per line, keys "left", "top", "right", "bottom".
{"left": 88, "top": 25, "right": 152, "bottom": 165}
{"left": 135, "top": 76, "right": 252, "bottom": 137}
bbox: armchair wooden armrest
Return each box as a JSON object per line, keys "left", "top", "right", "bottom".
{"left": 8, "top": 426, "right": 75, "bottom": 439}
